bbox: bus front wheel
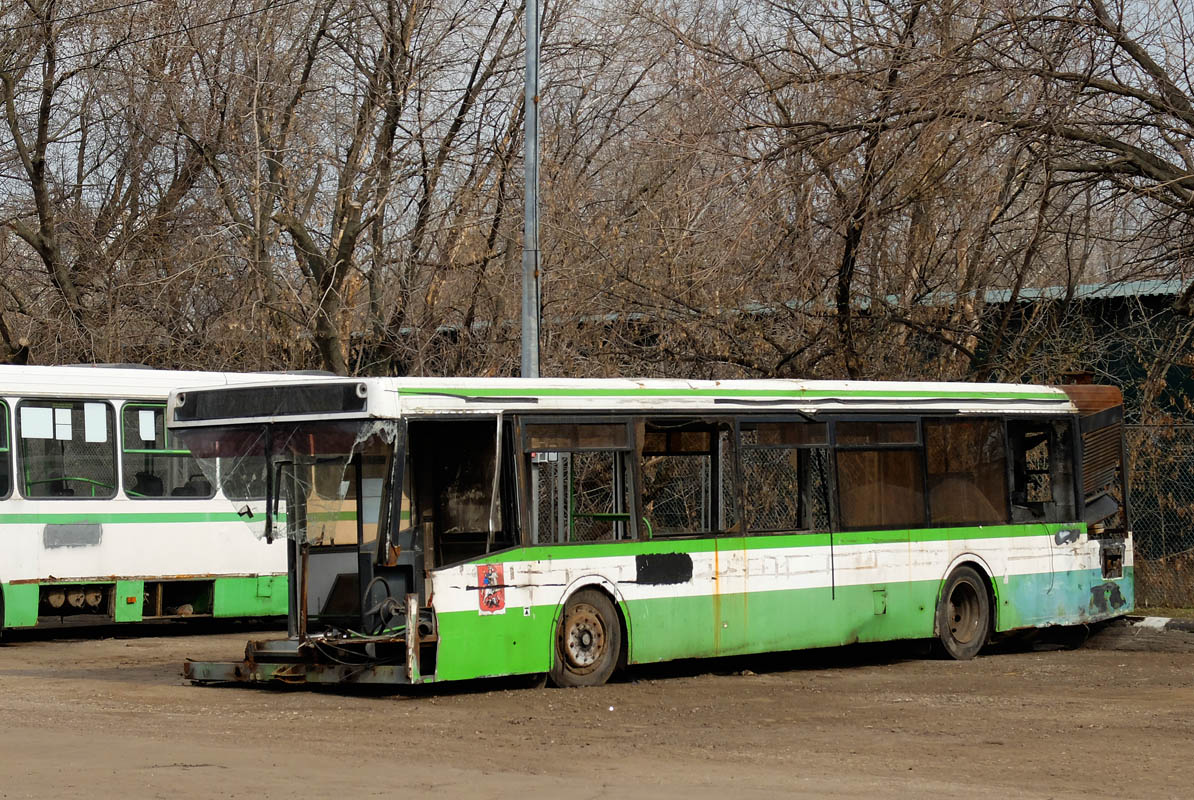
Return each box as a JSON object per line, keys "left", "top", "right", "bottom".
{"left": 550, "top": 589, "right": 621, "bottom": 688}
{"left": 936, "top": 566, "right": 990, "bottom": 660}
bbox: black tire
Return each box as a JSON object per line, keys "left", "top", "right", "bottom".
{"left": 935, "top": 566, "right": 990, "bottom": 660}
{"left": 549, "top": 589, "right": 622, "bottom": 687}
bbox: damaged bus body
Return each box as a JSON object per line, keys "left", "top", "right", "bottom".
{"left": 169, "top": 377, "right": 1133, "bottom": 688}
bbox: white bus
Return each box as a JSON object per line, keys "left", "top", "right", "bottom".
{"left": 0, "top": 365, "right": 290, "bottom": 635}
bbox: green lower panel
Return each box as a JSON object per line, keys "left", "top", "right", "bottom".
{"left": 433, "top": 582, "right": 941, "bottom": 682}
{"left": 626, "top": 581, "right": 940, "bottom": 664}
{"left": 213, "top": 575, "right": 288, "bottom": 618}
{"left": 115, "top": 580, "right": 144, "bottom": 622}
{"left": 431, "top": 565, "right": 1135, "bottom": 682}
{"left": 434, "top": 605, "right": 555, "bottom": 682}
{"left": 1, "top": 583, "right": 39, "bottom": 629}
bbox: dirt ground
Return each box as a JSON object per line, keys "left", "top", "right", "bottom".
{"left": 2, "top": 623, "right": 1193, "bottom": 800}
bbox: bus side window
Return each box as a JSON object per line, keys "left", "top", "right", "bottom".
{"left": 834, "top": 420, "right": 925, "bottom": 530}
{"left": 739, "top": 420, "right": 830, "bottom": 533}
{"left": 640, "top": 420, "right": 733, "bottom": 537}
{"left": 924, "top": 418, "right": 1009, "bottom": 525}
{"left": 1008, "top": 419, "right": 1077, "bottom": 523}
{"left": 525, "top": 421, "right": 634, "bottom": 544}
{"left": 18, "top": 399, "right": 117, "bottom": 499}
{"left": 122, "top": 404, "right": 214, "bottom": 499}
{"left": 0, "top": 401, "right": 10, "bottom": 498}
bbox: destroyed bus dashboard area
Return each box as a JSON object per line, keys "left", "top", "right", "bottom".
{"left": 168, "top": 377, "right": 1134, "bottom": 688}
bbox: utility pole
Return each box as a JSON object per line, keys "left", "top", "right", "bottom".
{"left": 521, "top": 0, "right": 541, "bottom": 378}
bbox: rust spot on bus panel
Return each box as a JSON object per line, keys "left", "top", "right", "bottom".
{"left": 1056, "top": 384, "right": 1123, "bottom": 416}
{"left": 11, "top": 572, "right": 222, "bottom": 584}
{"left": 1090, "top": 582, "right": 1126, "bottom": 615}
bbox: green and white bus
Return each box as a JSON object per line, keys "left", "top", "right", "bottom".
{"left": 0, "top": 365, "right": 291, "bottom": 635}
{"left": 169, "top": 377, "right": 1133, "bottom": 687}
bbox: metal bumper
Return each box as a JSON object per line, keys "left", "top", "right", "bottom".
{"left": 183, "top": 658, "right": 410, "bottom": 685}
{"left": 183, "top": 594, "right": 428, "bottom": 688}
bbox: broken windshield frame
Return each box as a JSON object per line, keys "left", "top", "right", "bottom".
{"left": 173, "top": 420, "right": 397, "bottom": 550}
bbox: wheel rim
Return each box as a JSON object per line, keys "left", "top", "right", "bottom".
{"left": 947, "top": 580, "right": 982, "bottom": 644}
{"left": 561, "top": 602, "right": 606, "bottom": 673}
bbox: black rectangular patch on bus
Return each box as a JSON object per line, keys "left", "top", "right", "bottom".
{"left": 174, "top": 383, "right": 366, "bottom": 422}
{"left": 634, "top": 553, "right": 693, "bottom": 585}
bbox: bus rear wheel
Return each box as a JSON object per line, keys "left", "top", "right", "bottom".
{"left": 936, "top": 566, "right": 990, "bottom": 660}
{"left": 550, "top": 589, "right": 621, "bottom": 688}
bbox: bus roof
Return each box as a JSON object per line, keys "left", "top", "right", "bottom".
{"left": 0, "top": 364, "right": 286, "bottom": 400}
{"left": 167, "top": 376, "right": 1081, "bottom": 428}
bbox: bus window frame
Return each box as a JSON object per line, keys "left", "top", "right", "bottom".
{"left": 1005, "top": 414, "right": 1081, "bottom": 525}
{"left": 637, "top": 415, "right": 736, "bottom": 540}
{"left": 920, "top": 416, "right": 1013, "bottom": 528}
{"left": 120, "top": 401, "right": 215, "bottom": 500}
{"left": 516, "top": 414, "right": 640, "bottom": 545}
{"left": 407, "top": 415, "right": 517, "bottom": 567}
{"left": 519, "top": 415, "right": 635, "bottom": 454}
{"left": 826, "top": 415, "right": 927, "bottom": 533}
{"left": 15, "top": 397, "right": 118, "bottom": 501}
{"left": 0, "top": 400, "right": 11, "bottom": 501}
{"left": 735, "top": 416, "right": 834, "bottom": 535}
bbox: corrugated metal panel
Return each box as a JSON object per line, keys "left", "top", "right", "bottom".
{"left": 1083, "top": 425, "right": 1123, "bottom": 496}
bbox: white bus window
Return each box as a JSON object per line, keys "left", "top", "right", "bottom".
{"left": 18, "top": 400, "right": 117, "bottom": 499}
{"left": 122, "top": 404, "right": 214, "bottom": 499}
{"left": 84, "top": 402, "right": 108, "bottom": 443}
{"left": 20, "top": 406, "right": 53, "bottom": 439}
{"left": 54, "top": 407, "right": 72, "bottom": 440}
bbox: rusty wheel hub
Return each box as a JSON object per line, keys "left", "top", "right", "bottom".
{"left": 562, "top": 602, "right": 606, "bottom": 672}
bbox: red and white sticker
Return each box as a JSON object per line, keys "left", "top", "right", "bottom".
{"left": 477, "top": 564, "right": 506, "bottom": 615}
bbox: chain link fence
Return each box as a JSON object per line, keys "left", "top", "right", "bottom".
{"left": 1127, "top": 425, "right": 1194, "bottom": 609}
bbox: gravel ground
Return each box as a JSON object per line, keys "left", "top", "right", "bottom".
{"left": 2, "top": 622, "right": 1192, "bottom": 799}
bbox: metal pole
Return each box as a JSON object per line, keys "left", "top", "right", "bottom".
{"left": 521, "top": 0, "right": 541, "bottom": 378}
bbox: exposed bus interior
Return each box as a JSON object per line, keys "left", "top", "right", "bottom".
{"left": 739, "top": 420, "right": 832, "bottom": 533}
{"left": 1007, "top": 419, "right": 1077, "bottom": 524}
{"left": 409, "top": 418, "right": 518, "bottom": 568}
{"left": 34, "top": 579, "right": 218, "bottom": 623}
{"left": 1059, "top": 384, "right": 1130, "bottom": 579}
